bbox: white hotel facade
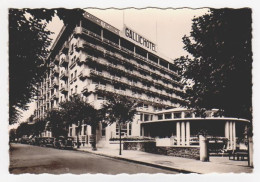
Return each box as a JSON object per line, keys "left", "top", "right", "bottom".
{"left": 34, "top": 11, "right": 249, "bottom": 150}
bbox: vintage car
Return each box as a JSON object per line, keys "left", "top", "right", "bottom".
{"left": 39, "top": 137, "right": 55, "bottom": 147}
{"left": 54, "top": 136, "right": 74, "bottom": 149}
{"left": 21, "top": 135, "right": 30, "bottom": 144}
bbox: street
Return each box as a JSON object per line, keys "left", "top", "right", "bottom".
{"left": 9, "top": 143, "right": 177, "bottom": 174}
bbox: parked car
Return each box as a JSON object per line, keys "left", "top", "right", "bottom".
{"left": 21, "top": 135, "right": 29, "bottom": 144}
{"left": 54, "top": 136, "right": 74, "bottom": 149}
{"left": 40, "top": 137, "right": 55, "bottom": 147}
{"left": 33, "top": 137, "right": 42, "bottom": 146}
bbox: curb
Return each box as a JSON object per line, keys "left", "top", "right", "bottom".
{"left": 75, "top": 149, "right": 199, "bottom": 174}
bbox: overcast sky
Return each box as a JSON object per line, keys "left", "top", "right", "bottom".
{"left": 11, "top": 8, "right": 209, "bottom": 128}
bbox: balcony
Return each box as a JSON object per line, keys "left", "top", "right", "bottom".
{"left": 81, "top": 84, "right": 97, "bottom": 95}
{"left": 69, "top": 59, "right": 77, "bottom": 69}
{"left": 76, "top": 55, "right": 86, "bottom": 65}
{"left": 60, "top": 55, "right": 69, "bottom": 67}
{"left": 51, "top": 92, "right": 59, "bottom": 100}
{"left": 61, "top": 41, "right": 69, "bottom": 54}
{"left": 60, "top": 85, "right": 68, "bottom": 94}
{"left": 60, "top": 70, "right": 68, "bottom": 80}
{"left": 51, "top": 79, "right": 59, "bottom": 89}
{"left": 53, "top": 67, "right": 59, "bottom": 76}
{"left": 78, "top": 70, "right": 90, "bottom": 80}
{"left": 82, "top": 28, "right": 102, "bottom": 41}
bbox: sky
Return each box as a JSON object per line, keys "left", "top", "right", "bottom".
{"left": 10, "top": 8, "right": 209, "bottom": 129}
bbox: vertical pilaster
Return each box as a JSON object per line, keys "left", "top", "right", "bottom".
{"left": 233, "top": 122, "right": 236, "bottom": 149}
{"left": 181, "top": 122, "right": 185, "bottom": 146}
{"left": 225, "top": 121, "right": 230, "bottom": 149}
{"left": 176, "top": 122, "right": 180, "bottom": 145}
{"left": 186, "top": 121, "right": 190, "bottom": 146}
{"left": 229, "top": 122, "right": 233, "bottom": 149}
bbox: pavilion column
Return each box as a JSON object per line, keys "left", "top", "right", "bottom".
{"left": 225, "top": 121, "right": 230, "bottom": 149}
{"left": 176, "top": 122, "right": 180, "bottom": 146}
{"left": 186, "top": 121, "right": 190, "bottom": 146}
{"left": 229, "top": 122, "right": 233, "bottom": 150}
{"left": 233, "top": 122, "right": 236, "bottom": 149}
{"left": 141, "top": 125, "right": 144, "bottom": 137}
{"left": 181, "top": 122, "right": 185, "bottom": 146}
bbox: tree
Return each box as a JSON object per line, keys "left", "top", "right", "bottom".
{"left": 32, "top": 118, "right": 47, "bottom": 137}
{"left": 16, "top": 122, "right": 33, "bottom": 138}
{"left": 175, "top": 8, "right": 252, "bottom": 120}
{"left": 45, "top": 109, "right": 67, "bottom": 138}
{"left": 102, "top": 95, "right": 138, "bottom": 155}
{"left": 9, "top": 9, "right": 52, "bottom": 124}
{"left": 9, "top": 8, "right": 85, "bottom": 124}
{"left": 9, "top": 129, "right": 17, "bottom": 143}
{"left": 59, "top": 95, "right": 101, "bottom": 148}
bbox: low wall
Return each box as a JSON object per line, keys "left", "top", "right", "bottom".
{"left": 123, "top": 141, "right": 200, "bottom": 160}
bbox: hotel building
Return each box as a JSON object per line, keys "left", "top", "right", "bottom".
{"left": 34, "top": 11, "right": 249, "bottom": 150}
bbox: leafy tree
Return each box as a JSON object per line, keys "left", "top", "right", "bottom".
{"left": 32, "top": 118, "right": 47, "bottom": 137}
{"left": 9, "top": 8, "right": 85, "bottom": 124}
{"left": 60, "top": 95, "right": 95, "bottom": 148}
{"left": 45, "top": 109, "right": 67, "bottom": 138}
{"left": 16, "top": 122, "right": 33, "bottom": 138}
{"left": 9, "top": 129, "right": 17, "bottom": 142}
{"left": 102, "top": 95, "right": 137, "bottom": 155}
{"left": 175, "top": 8, "right": 252, "bottom": 120}
{"left": 9, "top": 9, "right": 52, "bottom": 124}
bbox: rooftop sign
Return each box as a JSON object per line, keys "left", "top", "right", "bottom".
{"left": 124, "top": 26, "right": 157, "bottom": 52}
{"left": 84, "top": 12, "right": 120, "bottom": 35}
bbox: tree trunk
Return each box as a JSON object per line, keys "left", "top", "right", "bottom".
{"left": 91, "top": 125, "right": 97, "bottom": 151}
{"left": 119, "top": 123, "right": 122, "bottom": 155}
{"left": 76, "top": 127, "right": 80, "bottom": 148}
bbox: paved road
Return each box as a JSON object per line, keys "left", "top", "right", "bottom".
{"left": 9, "top": 143, "right": 177, "bottom": 174}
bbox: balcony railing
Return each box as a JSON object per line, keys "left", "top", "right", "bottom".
{"left": 60, "top": 55, "right": 69, "bottom": 67}
{"left": 78, "top": 70, "right": 90, "bottom": 80}
{"left": 60, "top": 85, "right": 68, "bottom": 93}
{"left": 77, "top": 26, "right": 180, "bottom": 78}
{"left": 60, "top": 70, "right": 68, "bottom": 80}
{"left": 51, "top": 92, "right": 59, "bottom": 100}
{"left": 61, "top": 41, "right": 69, "bottom": 54}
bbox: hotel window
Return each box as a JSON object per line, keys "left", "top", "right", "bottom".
{"left": 184, "top": 112, "right": 192, "bottom": 118}
{"left": 174, "top": 112, "right": 181, "bottom": 119}
{"left": 102, "top": 123, "right": 106, "bottom": 136}
{"left": 96, "top": 67, "right": 102, "bottom": 72}
{"left": 74, "top": 70, "right": 77, "bottom": 78}
{"left": 75, "top": 85, "right": 78, "bottom": 94}
{"left": 144, "top": 114, "right": 149, "bottom": 121}
{"left": 97, "top": 94, "right": 104, "bottom": 100}
{"left": 121, "top": 86, "right": 126, "bottom": 91}
{"left": 128, "top": 123, "right": 132, "bottom": 136}
{"left": 165, "top": 113, "right": 172, "bottom": 119}
{"left": 114, "top": 84, "right": 120, "bottom": 90}
{"left": 158, "top": 114, "right": 163, "bottom": 120}
{"left": 83, "top": 125, "right": 87, "bottom": 135}
{"left": 71, "top": 88, "right": 73, "bottom": 95}
{"left": 71, "top": 73, "right": 73, "bottom": 80}
{"left": 143, "top": 104, "right": 148, "bottom": 108}
{"left": 92, "top": 79, "right": 98, "bottom": 84}
{"left": 116, "top": 123, "right": 127, "bottom": 136}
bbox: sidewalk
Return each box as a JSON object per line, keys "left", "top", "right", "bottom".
{"left": 76, "top": 146, "right": 253, "bottom": 174}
